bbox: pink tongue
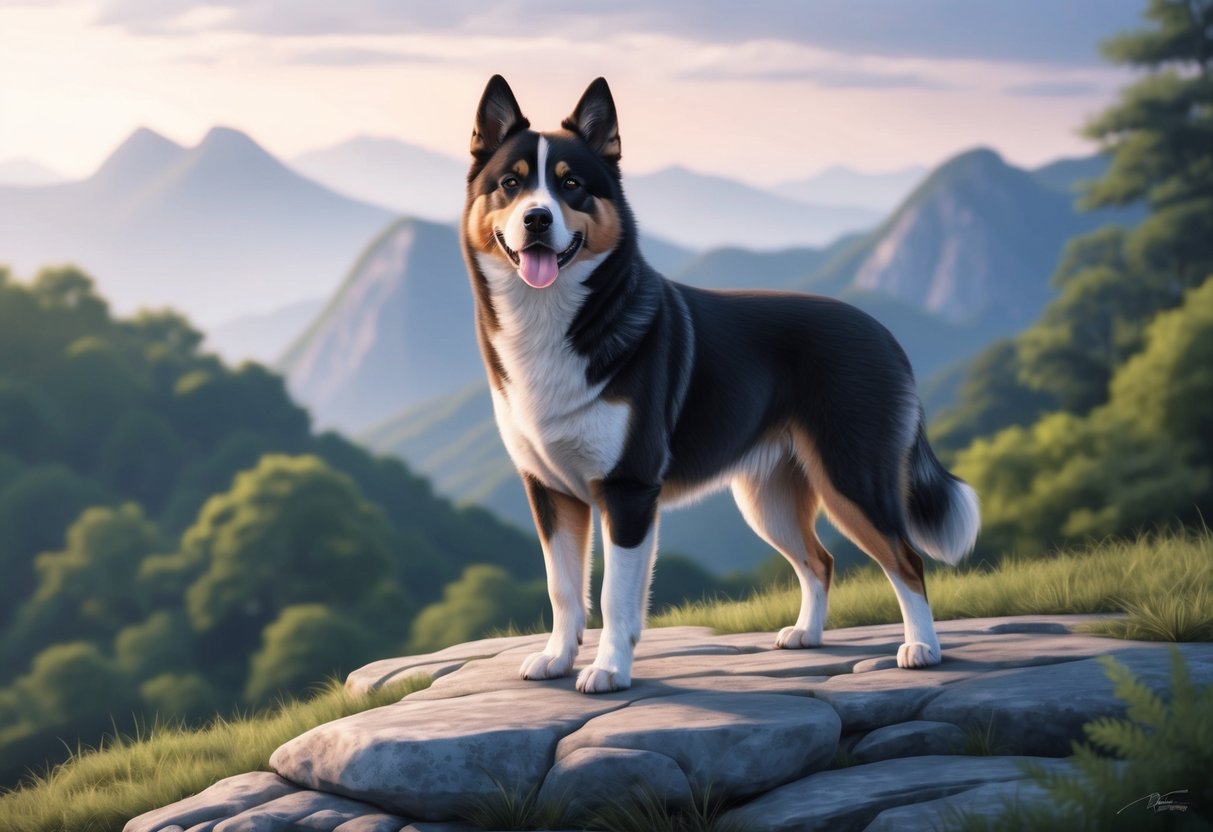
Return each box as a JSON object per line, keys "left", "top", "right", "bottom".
{"left": 518, "top": 247, "right": 559, "bottom": 288}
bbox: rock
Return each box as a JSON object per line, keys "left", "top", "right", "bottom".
{"left": 920, "top": 643, "right": 1213, "bottom": 756}
{"left": 124, "top": 772, "right": 299, "bottom": 832}
{"left": 862, "top": 778, "right": 1056, "bottom": 831}
{"left": 270, "top": 687, "right": 629, "bottom": 821}
{"left": 536, "top": 747, "right": 693, "bottom": 816}
{"left": 212, "top": 790, "right": 410, "bottom": 831}
{"left": 722, "top": 755, "right": 1073, "bottom": 832}
{"left": 555, "top": 692, "right": 841, "bottom": 797}
{"left": 130, "top": 618, "right": 1213, "bottom": 832}
{"left": 851, "top": 720, "right": 966, "bottom": 763}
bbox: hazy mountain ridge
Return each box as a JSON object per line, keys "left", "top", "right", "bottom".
{"left": 0, "top": 126, "right": 393, "bottom": 325}
{"left": 771, "top": 164, "right": 926, "bottom": 213}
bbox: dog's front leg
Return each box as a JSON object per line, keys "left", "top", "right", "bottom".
{"left": 519, "top": 477, "right": 592, "bottom": 681}
{"left": 578, "top": 478, "right": 660, "bottom": 694}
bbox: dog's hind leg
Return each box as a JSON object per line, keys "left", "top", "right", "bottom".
{"left": 732, "top": 459, "right": 834, "bottom": 649}
{"left": 792, "top": 431, "right": 942, "bottom": 668}
{"left": 519, "top": 475, "right": 592, "bottom": 681}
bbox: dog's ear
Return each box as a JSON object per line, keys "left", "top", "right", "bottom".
{"left": 563, "top": 77, "right": 621, "bottom": 164}
{"left": 471, "top": 75, "right": 529, "bottom": 159}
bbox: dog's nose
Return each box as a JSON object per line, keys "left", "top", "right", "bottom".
{"left": 523, "top": 207, "right": 552, "bottom": 233}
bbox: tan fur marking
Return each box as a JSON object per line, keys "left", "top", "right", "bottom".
{"left": 513, "top": 160, "right": 529, "bottom": 178}
{"left": 560, "top": 196, "right": 622, "bottom": 256}
{"left": 791, "top": 428, "right": 925, "bottom": 596}
{"left": 466, "top": 193, "right": 515, "bottom": 265}
{"left": 555, "top": 160, "right": 570, "bottom": 178}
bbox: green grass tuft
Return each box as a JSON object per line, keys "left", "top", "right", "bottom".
{"left": 0, "top": 675, "right": 431, "bottom": 832}
{"left": 651, "top": 529, "right": 1213, "bottom": 641}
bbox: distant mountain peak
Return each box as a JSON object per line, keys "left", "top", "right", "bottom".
{"left": 91, "top": 126, "right": 186, "bottom": 184}
{"left": 196, "top": 126, "right": 272, "bottom": 160}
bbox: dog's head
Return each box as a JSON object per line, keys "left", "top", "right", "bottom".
{"left": 464, "top": 76, "right": 629, "bottom": 289}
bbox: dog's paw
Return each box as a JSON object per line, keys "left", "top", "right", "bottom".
{"left": 519, "top": 651, "right": 575, "bottom": 680}
{"left": 775, "top": 626, "right": 822, "bottom": 649}
{"left": 897, "top": 641, "right": 941, "bottom": 668}
{"left": 576, "top": 664, "right": 630, "bottom": 694}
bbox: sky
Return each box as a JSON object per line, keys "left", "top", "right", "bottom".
{"left": 0, "top": 0, "right": 1145, "bottom": 186}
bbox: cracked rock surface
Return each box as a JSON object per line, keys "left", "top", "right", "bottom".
{"left": 125, "top": 616, "right": 1212, "bottom": 831}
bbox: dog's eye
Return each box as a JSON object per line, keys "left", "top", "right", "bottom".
{"left": 501, "top": 175, "right": 520, "bottom": 190}
{"left": 562, "top": 177, "right": 581, "bottom": 191}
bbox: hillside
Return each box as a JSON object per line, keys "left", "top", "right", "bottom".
{"left": 0, "top": 127, "right": 393, "bottom": 325}
{"left": 803, "top": 148, "right": 1135, "bottom": 332}
{"left": 203, "top": 297, "right": 326, "bottom": 365}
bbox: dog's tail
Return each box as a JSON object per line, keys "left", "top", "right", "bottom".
{"left": 904, "top": 421, "right": 980, "bottom": 566}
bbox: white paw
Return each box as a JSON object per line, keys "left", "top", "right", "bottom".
{"left": 519, "top": 651, "right": 575, "bottom": 680}
{"left": 897, "top": 641, "right": 941, "bottom": 668}
{"left": 576, "top": 664, "right": 630, "bottom": 694}
{"left": 775, "top": 626, "right": 822, "bottom": 649}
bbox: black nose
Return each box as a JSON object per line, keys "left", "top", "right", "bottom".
{"left": 523, "top": 207, "right": 552, "bottom": 233}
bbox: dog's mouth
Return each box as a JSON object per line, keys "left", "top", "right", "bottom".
{"left": 494, "top": 230, "right": 583, "bottom": 288}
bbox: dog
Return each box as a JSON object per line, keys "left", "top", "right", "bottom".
{"left": 461, "top": 75, "right": 980, "bottom": 694}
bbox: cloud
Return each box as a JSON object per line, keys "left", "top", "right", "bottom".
{"left": 681, "top": 64, "right": 954, "bottom": 90}
{"left": 93, "top": 0, "right": 1144, "bottom": 67}
{"left": 285, "top": 47, "right": 445, "bottom": 67}
{"left": 1004, "top": 80, "right": 1109, "bottom": 97}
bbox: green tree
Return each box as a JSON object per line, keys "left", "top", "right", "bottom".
{"left": 182, "top": 455, "right": 399, "bottom": 665}
{"left": 1085, "top": 0, "right": 1213, "bottom": 287}
{"left": 0, "top": 465, "right": 113, "bottom": 624}
{"left": 244, "top": 604, "right": 379, "bottom": 705}
{"left": 95, "top": 409, "right": 186, "bottom": 511}
{"left": 114, "top": 611, "right": 194, "bottom": 681}
{"left": 138, "top": 673, "right": 221, "bottom": 724}
{"left": 408, "top": 565, "right": 547, "bottom": 653}
{"left": 930, "top": 340, "right": 1057, "bottom": 459}
{"left": 14, "top": 642, "right": 130, "bottom": 730}
{"left": 0, "top": 504, "right": 160, "bottom": 679}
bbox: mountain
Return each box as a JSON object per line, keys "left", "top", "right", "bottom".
{"left": 0, "top": 127, "right": 394, "bottom": 324}
{"left": 203, "top": 297, "right": 326, "bottom": 364}
{"left": 802, "top": 148, "right": 1136, "bottom": 332}
{"left": 1032, "top": 152, "right": 1111, "bottom": 194}
{"left": 279, "top": 218, "right": 480, "bottom": 431}
{"left": 771, "top": 165, "right": 926, "bottom": 213}
{"left": 0, "top": 157, "right": 66, "bottom": 187}
{"left": 289, "top": 136, "right": 467, "bottom": 223}
{"left": 624, "top": 166, "right": 880, "bottom": 250}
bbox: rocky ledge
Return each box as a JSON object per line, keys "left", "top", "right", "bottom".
{"left": 125, "top": 616, "right": 1213, "bottom": 831}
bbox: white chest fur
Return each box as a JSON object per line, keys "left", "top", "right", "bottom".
{"left": 476, "top": 253, "right": 630, "bottom": 503}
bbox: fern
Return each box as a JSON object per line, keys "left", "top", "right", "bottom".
{"left": 958, "top": 648, "right": 1213, "bottom": 831}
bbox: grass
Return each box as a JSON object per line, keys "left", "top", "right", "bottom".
{"left": 0, "top": 675, "right": 431, "bottom": 832}
{"left": 651, "top": 529, "right": 1213, "bottom": 642}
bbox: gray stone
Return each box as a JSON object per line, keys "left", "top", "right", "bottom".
{"left": 556, "top": 692, "right": 840, "bottom": 796}
{"left": 212, "top": 790, "right": 410, "bottom": 832}
{"left": 124, "top": 772, "right": 299, "bottom": 832}
{"left": 331, "top": 817, "right": 410, "bottom": 832}
{"left": 921, "top": 643, "right": 1213, "bottom": 756}
{"left": 270, "top": 687, "right": 629, "bottom": 821}
{"left": 862, "top": 778, "right": 1056, "bottom": 831}
{"left": 851, "top": 720, "right": 966, "bottom": 763}
{"left": 344, "top": 634, "right": 549, "bottom": 694}
{"left": 537, "top": 747, "right": 693, "bottom": 816}
{"left": 722, "top": 755, "right": 1072, "bottom": 832}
